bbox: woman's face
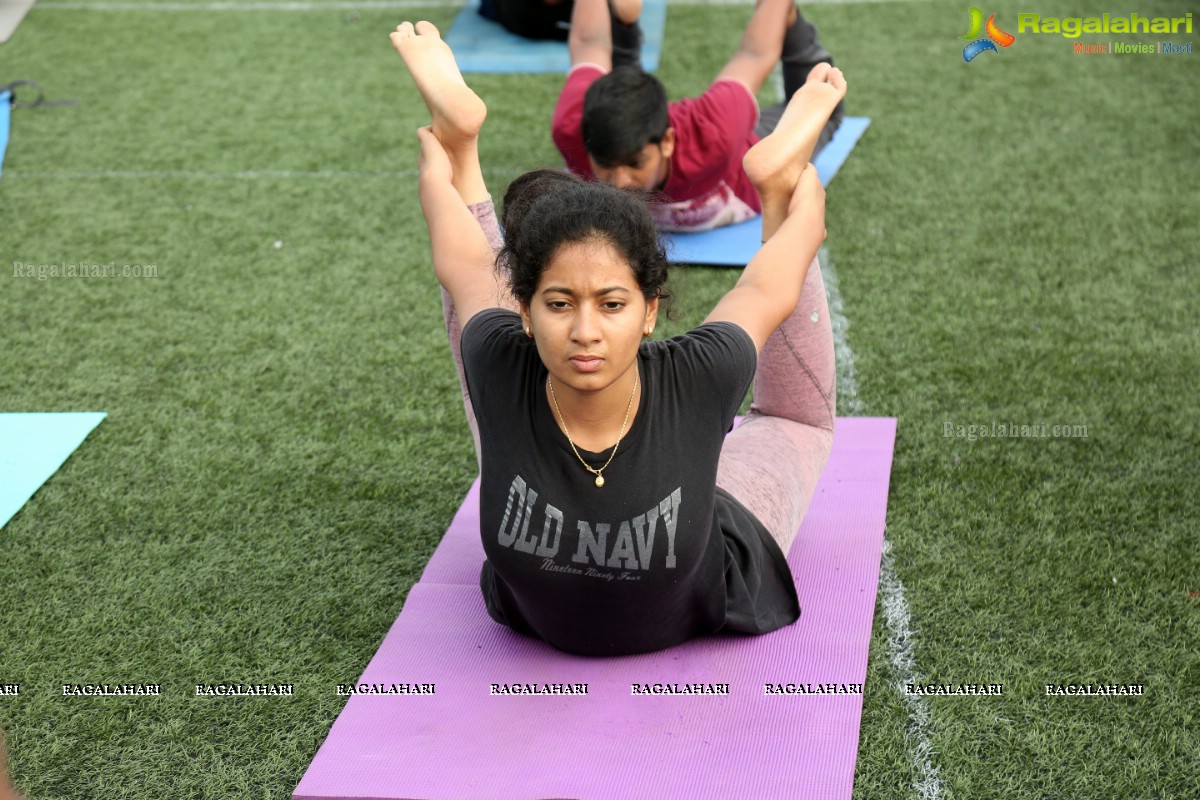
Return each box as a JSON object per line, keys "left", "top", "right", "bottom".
{"left": 520, "top": 237, "right": 658, "bottom": 396}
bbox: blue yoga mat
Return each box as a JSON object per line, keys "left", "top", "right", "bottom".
{"left": 446, "top": 0, "right": 667, "bottom": 73}
{"left": 663, "top": 116, "right": 871, "bottom": 266}
{"left": 0, "top": 89, "right": 11, "bottom": 180}
{"left": 0, "top": 413, "right": 107, "bottom": 531}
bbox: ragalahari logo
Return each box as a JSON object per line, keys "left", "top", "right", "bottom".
{"left": 962, "top": 7, "right": 1016, "bottom": 61}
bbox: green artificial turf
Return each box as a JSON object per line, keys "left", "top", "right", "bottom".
{"left": 1, "top": 1, "right": 1198, "bottom": 798}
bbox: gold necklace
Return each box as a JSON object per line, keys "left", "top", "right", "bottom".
{"left": 547, "top": 371, "right": 638, "bottom": 488}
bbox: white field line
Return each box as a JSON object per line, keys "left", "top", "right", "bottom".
{"left": 0, "top": 168, "right": 535, "bottom": 180}
{"left": 3, "top": 169, "right": 417, "bottom": 179}
{"left": 819, "top": 244, "right": 943, "bottom": 800}
{"left": 34, "top": 0, "right": 926, "bottom": 10}
{"left": 819, "top": 246, "right": 863, "bottom": 416}
{"left": 5, "top": 170, "right": 417, "bottom": 179}
{"left": 35, "top": 1, "right": 450, "bottom": 9}
{"left": 879, "top": 537, "right": 946, "bottom": 800}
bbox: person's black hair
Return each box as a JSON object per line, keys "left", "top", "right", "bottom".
{"left": 499, "top": 175, "right": 670, "bottom": 310}
{"left": 581, "top": 67, "right": 669, "bottom": 169}
{"left": 500, "top": 169, "right": 582, "bottom": 239}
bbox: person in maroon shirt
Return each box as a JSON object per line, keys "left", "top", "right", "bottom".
{"left": 552, "top": 0, "right": 844, "bottom": 231}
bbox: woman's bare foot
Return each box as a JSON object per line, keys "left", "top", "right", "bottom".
{"left": 390, "top": 21, "right": 486, "bottom": 147}
{"left": 390, "top": 20, "right": 489, "bottom": 203}
{"left": 743, "top": 62, "right": 846, "bottom": 203}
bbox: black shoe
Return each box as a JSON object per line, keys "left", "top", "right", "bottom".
{"left": 781, "top": 7, "right": 834, "bottom": 100}
{"left": 611, "top": 18, "right": 644, "bottom": 71}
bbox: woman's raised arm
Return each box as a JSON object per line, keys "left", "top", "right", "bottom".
{"left": 704, "top": 62, "right": 845, "bottom": 353}
{"left": 416, "top": 127, "right": 510, "bottom": 325}
{"left": 704, "top": 164, "right": 825, "bottom": 353}
{"left": 393, "top": 21, "right": 517, "bottom": 325}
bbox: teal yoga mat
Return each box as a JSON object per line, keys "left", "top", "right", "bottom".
{"left": 446, "top": 0, "right": 667, "bottom": 73}
{"left": 0, "top": 413, "right": 107, "bottom": 530}
{"left": 0, "top": 89, "right": 10, "bottom": 179}
{"left": 663, "top": 116, "right": 871, "bottom": 266}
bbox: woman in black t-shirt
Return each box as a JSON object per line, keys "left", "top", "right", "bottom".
{"left": 393, "top": 21, "right": 845, "bottom": 654}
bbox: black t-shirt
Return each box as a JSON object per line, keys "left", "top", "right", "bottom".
{"left": 462, "top": 309, "right": 800, "bottom": 656}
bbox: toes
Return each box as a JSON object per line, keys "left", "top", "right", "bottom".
{"left": 390, "top": 21, "right": 414, "bottom": 49}
{"left": 805, "top": 62, "right": 832, "bottom": 83}
{"left": 414, "top": 20, "right": 441, "bottom": 38}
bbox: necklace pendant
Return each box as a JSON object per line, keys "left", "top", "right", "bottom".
{"left": 594, "top": 474, "right": 605, "bottom": 488}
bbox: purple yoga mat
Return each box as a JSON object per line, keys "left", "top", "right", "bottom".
{"left": 295, "top": 417, "right": 896, "bottom": 800}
